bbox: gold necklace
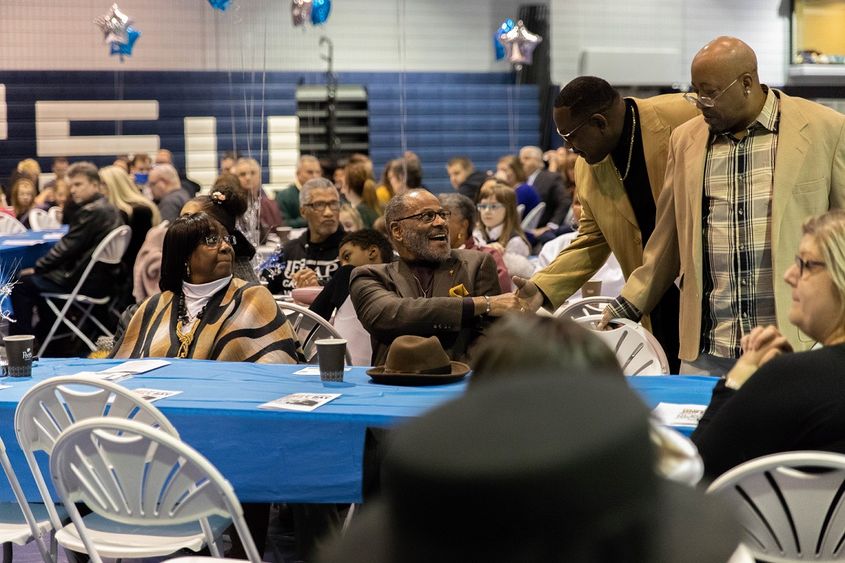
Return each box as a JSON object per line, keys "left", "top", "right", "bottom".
{"left": 175, "top": 318, "right": 201, "bottom": 358}
{"left": 615, "top": 107, "right": 637, "bottom": 182}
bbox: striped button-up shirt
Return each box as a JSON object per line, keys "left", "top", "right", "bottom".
{"left": 700, "top": 87, "right": 779, "bottom": 358}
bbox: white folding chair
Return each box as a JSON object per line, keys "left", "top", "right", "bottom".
{"left": 38, "top": 225, "right": 131, "bottom": 357}
{"left": 277, "top": 300, "right": 353, "bottom": 364}
{"left": 0, "top": 214, "right": 26, "bottom": 235}
{"left": 27, "top": 209, "right": 60, "bottom": 231}
{"left": 46, "top": 206, "right": 62, "bottom": 225}
{"left": 554, "top": 296, "right": 616, "bottom": 320}
{"left": 49, "top": 418, "right": 261, "bottom": 563}
{"left": 707, "top": 451, "right": 845, "bottom": 562}
{"left": 14, "top": 376, "right": 227, "bottom": 560}
{"left": 0, "top": 437, "right": 55, "bottom": 563}
{"left": 575, "top": 315, "right": 670, "bottom": 375}
{"left": 520, "top": 201, "right": 546, "bottom": 231}
{"left": 516, "top": 203, "right": 525, "bottom": 219}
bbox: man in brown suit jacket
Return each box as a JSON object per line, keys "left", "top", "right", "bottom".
{"left": 600, "top": 37, "right": 845, "bottom": 375}
{"left": 516, "top": 77, "right": 699, "bottom": 372}
{"left": 350, "top": 189, "right": 523, "bottom": 366}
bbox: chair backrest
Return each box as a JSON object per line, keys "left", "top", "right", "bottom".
{"left": 516, "top": 203, "right": 525, "bottom": 219}
{"left": 27, "top": 208, "right": 60, "bottom": 231}
{"left": 520, "top": 201, "right": 546, "bottom": 231}
{"left": 554, "top": 296, "right": 616, "bottom": 320}
{"left": 92, "top": 224, "right": 132, "bottom": 265}
{"left": 14, "top": 375, "right": 178, "bottom": 532}
{"left": 0, "top": 436, "right": 53, "bottom": 561}
{"left": 49, "top": 418, "right": 261, "bottom": 563}
{"left": 575, "top": 315, "right": 670, "bottom": 375}
{"left": 277, "top": 300, "right": 353, "bottom": 364}
{"left": 0, "top": 213, "right": 26, "bottom": 234}
{"left": 707, "top": 451, "right": 845, "bottom": 562}
{"left": 47, "top": 205, "right": 63, "bottom": 224}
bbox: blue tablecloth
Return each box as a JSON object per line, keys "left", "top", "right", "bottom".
{"left": 0, "top": 228, "right": 66, "bottom": 270}
{"left": 0, "top": 358, "right": 718, "bottom": 504}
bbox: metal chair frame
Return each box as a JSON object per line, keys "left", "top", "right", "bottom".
{"left": 276, "top": 300, "right": 353, "bottom": 364}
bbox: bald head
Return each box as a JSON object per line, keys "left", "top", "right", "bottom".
{"left": 690, "top": 36, "right": 766, "bottom": 135}
{"left": 693, "top": 36, "right": 759, "bottom": 80}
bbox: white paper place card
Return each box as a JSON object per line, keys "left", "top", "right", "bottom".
{"left": 41, "top": 232, "right": 64, "bottom": 240}
{"left": 652, "top": 402, "right": 707, "bottom": 428}
{"left": 259, "top": 393, "right": 341, "bottom": 412}
{"left": 0, "top": 384, "right": 11, "bottom": 391}
{"left": 1, "top": 239, "right": 41, "bottom": 246}
{"left": 132, "top": 388, "right": 182, "bottom": 403}
{"left": 293, "top": 366, "right": 352, "bottom": 376}
{"left": 102, "top": 360, "right": 170, "bottom": 374}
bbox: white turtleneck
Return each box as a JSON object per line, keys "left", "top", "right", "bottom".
{"left": 179, "top": 275, "right": 232, "bottom": 332}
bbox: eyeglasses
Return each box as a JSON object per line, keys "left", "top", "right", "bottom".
{"left": 794, "top": 255, "right": 826, "bottom": 277}
{"left": 203, "top": 233, "right": 236, "bottom": 247}
{"left": 556, "top": 116, "right": 592, "bottom": 143}
{"left": 477, "top": 203, "right": 504, "bottom": 212}
{"left": 683, "top": 75, "right": 743, "bottom": 108}
{"left": 394, "top": 209, "right": 451, "bottom": 224}
{"left": 303, "top": 201, "right": 341, "bottom": 212}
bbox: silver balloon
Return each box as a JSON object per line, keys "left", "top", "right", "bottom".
{"left": 94, "top": 3, "right": 132, "bottom": 45}
{"left": 291, "top": 0, "right": 313, "bottom": 27}
{"left": 498, "top": 20, "right": 542, "bottom": 69}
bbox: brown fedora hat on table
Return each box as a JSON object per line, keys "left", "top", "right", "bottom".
{"left": 367, "top": 335, "right": 470, "bottom": 385}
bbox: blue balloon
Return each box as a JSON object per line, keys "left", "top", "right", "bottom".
{"left": 110, "top": 26, "right": 140, "bottom": 59}
{"left": 494, "top": 18, "right": 515, "bottom": 61}
{"left": 208, "top": 0, "right": 231, "bottom": 11}
{"left": 311, "top": 0, "right": 331, "bottom": 25}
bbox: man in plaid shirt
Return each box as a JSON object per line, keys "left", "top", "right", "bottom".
{"left": 597, "top": 36, "right": 845, "bottom": 376}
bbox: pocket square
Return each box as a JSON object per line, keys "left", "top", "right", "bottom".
{"left": 449, "top": 283, "right": 469, "bottom": 297}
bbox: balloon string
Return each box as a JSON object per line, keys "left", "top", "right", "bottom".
{"left": 397, "top": 0, "right": 408, "bottom": 173}
{"left": 515, "top": 67, "right": 521, "bottom": 153}
{"left": 507, "top": 81, "right": 515, "bottom": 153}
{"left": 259, "top": 0, "right": 267, "bottom": 179}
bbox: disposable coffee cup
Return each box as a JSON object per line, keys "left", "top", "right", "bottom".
{"left": 3, "top": 335, "right": 35, "bottom": 377}
{"left": 582, "top": 280, "right": 602, "bottom": 297}
{"left": 276, "top": 226, "right": 292, "bottom": 243}
{"left": 316, "top": 338, "right": 347, "bottom": 385}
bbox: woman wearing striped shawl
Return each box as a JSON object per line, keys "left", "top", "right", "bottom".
{"left": 112, "top": 212, "right": 303, "bottom": 363}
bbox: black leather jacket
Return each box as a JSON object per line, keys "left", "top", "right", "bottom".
{"left": 35, "top": 194, "right": 125, "bottom": 291}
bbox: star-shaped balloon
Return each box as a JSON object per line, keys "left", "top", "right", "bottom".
{"left": 94, "top": 3, "right": 140, "bottom": 61}
{"left": 94, "top": 4, "right": 132, "bottom": 45}
{"left": 499, "top": 20, "right": 542, "bottom": 70}
{"left": 292, "top": 0, "right": 313, "bottom": 27}
{"left": 208, "top": 0, "right": 232, "bottom": 10}
{"left": 494, "top": 18, "right": 515, "bottom": 61}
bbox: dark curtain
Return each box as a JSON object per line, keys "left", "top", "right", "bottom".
{"left": 517, "top": 4, "right": 554, "bottom": 150}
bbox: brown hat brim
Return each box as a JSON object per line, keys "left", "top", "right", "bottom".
{"left": 366, "top": 361, "right": 470, "bottom": 386}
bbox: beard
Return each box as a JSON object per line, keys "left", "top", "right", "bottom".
{"left": 401, "top": 224, "right": 451, "bottom": 262}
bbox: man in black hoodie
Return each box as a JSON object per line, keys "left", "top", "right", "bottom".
{"left": 446, "top": 156, "right": 489, "bottom": 202}
{"left": 10, "top": 161, "right": 124, "bottom": 340}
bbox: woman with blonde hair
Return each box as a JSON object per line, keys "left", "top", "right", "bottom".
{"left": 474, "top": 181, "right": 530, "bottom": 257}
{"left": 100, "top": 165, "right": 161, "bottom": 302}
{"left": 343, "top": 161, "right": 381, "bottom": 227}
{"left": 692, "top": 209, "right": 845, "bottom": 479}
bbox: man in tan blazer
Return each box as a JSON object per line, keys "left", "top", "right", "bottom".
{"left": 516, "top": 77, "right": 699, "bottom": 372}
{"left": 600, "top": 37, "right": 845, "bottom": 375}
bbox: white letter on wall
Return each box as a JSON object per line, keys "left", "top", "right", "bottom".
{"left": 35, "top": 100, "right": 159, "bottom": 157}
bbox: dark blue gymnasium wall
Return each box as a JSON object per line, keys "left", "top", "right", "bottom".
{"left": 0, "top": 71, "right": 539, "bottom": 193}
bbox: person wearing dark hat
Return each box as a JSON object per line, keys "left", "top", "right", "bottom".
{"left": 350, "top": 189, "right": 525, "bottom": 366}
{"left": 318, "top": 374, "right": 743, "bottom": 563}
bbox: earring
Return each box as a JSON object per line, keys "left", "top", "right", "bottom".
{"left": 745, "top": 88, "right": 751, "bottom": 95}
{"left": 186, "top": 263, "right": 191, "bottom": 277}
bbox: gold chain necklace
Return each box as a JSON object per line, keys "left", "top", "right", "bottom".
{"left": 614, "top": 107, "right": 637, "bottom": 182}
{"left": 175, "top": 318, "right": 201, "bottom": 358}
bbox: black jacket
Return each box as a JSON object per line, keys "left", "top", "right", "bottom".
{"left": 457, "top": 170, "right": 489, "bottom": 202}
{"left": 532, "top": 169, "right": 571, "bottom": 227}
{"left": 263, "top": 227, "right": 344, "bottom": 294}
{"left": 35, "top": 194, "right": 124, "bottom": 292}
